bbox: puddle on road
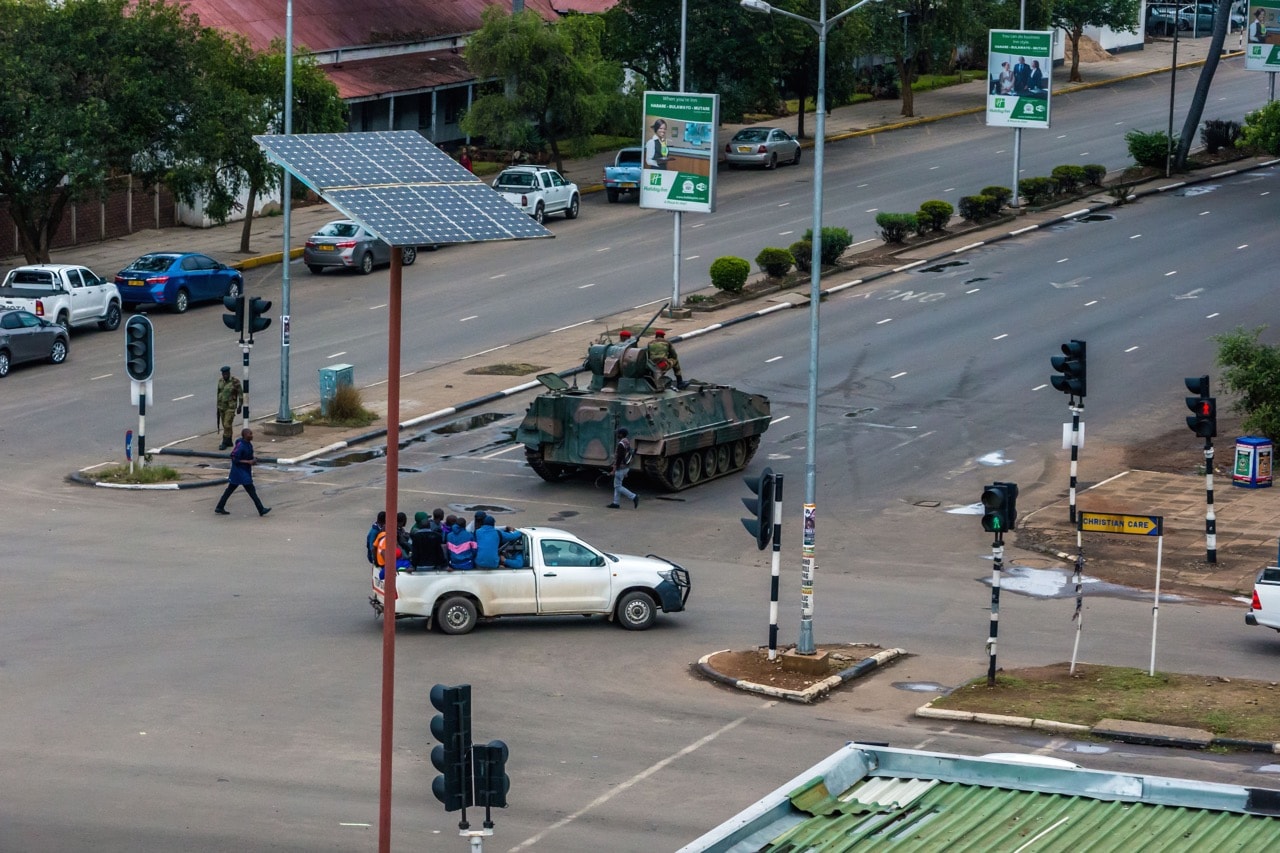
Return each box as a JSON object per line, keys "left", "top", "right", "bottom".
{"left": 979, "top": 564, "right": 1186, "bottom": 602}
{"left": 1258, "top": 764, "right": 1280, "bottom": 775}
{"left": 1074, "top": 213, "right": 1114, "bottom": 223}
{"left": 311, "top": 412, "right": 514, "bottom": 468}
{"left": 1060, "top": 742, "right": 1110, "bottom": 755}
{"left": 892, "top": 682, "right": 948, "bottom": 693}
{"left": 432, "top": 411, "right": 511, "bottom": 434}
{"left": 919, "top": 260, "right": 969, "bottom": 274}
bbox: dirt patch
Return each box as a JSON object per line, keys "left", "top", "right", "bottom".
{"left": 933, "top": 662, "right": 1280, "bottom": 742}
{"left": 464, "top": 362, "right": 547, "bottom": 376}
{"left": 1066, "top": 34, "right": 1115, "bottom": 64}
{"left": 704, "top": 644, "right": 883, "bottom": 692}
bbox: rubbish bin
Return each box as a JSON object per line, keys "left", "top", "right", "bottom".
{"left": 1233, "top": 436, "right": 1273, "bottom": 488}
{"left": 318, "top": 363, "right": 354, "bottom": 417}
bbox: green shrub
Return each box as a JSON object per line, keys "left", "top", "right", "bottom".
{"left": 1215, "top": 326, "right": 1280, "bottom": 439}
{"left": 1240, "top": 102, "right": 1280, "bottom": 154}
{"left": 1200, "top": 119, "right": 1242, "bottom": 154}
{"left": 980, "top": 186, "right": 1012, "bottom": 207}
{"left": 1125, "top": 129, "right": 1175, "bottom": 168}
{"left": 802, "top": 227, "right": 853, "bottom": 265}
{"left": 789, "top": 240, "right": 813, "bottom": 273}
{"left": 1082, "top": 164, "right": 1107, "bottom": 186}
{"left": 755, "top": 247, "right": 795, "bottom": 278}
{"left": 875, "top": 212, "right": 917, "bottom": 244}
{"left": 916, "top": 200, "right": 954, "bottom": 231}
{"left": 1018, "top": 176, "right": 1057, "bottom": 206}
{"left": 958, "top": 194, "right": 996, "bottom": 222}
{"left": 1051, "top": 165, "right": 1088, "bottom": 194}
{"left": 709, "top": 256, "right": 750, "bottom": 293}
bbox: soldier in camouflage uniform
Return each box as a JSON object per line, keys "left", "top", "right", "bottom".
{"left": 646, "top": 329, "right": 685, "bottom": 389}
{"left": 216, "top": 366, "right": 243, "bottom": 450}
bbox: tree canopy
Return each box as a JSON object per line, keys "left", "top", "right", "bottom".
{"left": 1051, "top": 0, "right": 1140, "bottom": 82}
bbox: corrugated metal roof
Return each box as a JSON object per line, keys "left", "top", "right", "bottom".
{"left": 678, "top": 745, "right": 1280, "bottom": 853}
{"left": 178, "top": 0, "right": 567, "bottom": 54}
{"left": 323, "top": 49, "right": 474, "bottom": 100}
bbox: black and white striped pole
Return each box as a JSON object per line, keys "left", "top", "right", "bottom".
{"left": 766, "top": 474, "right": 783, "bottom": 661}
{"left": 1184, "top": 376, "right": 1217, "bottom": 564}
{"left": 742, "top": 468, "right": 781, "bottom": 657}
{"left": 1050, "top": 340, "right": 1086, "bottom": 523}
{"left": 124, "top": 315, "right": 154, "bottom": 472}
{"left": 980, "top": 483, "right": 1017, "bottom": 687}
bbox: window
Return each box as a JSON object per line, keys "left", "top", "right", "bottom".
{"left": 540, "top": 539, "right": 602, "bottom": 567}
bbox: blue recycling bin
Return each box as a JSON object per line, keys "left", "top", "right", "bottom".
{"left": 318, "top": 363, "right": 354, "bottom": 416}
{"left": 1233, "top": 436, "right": 1273, "bottom": 489}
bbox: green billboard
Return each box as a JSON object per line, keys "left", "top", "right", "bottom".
{"left": 640, "top": 91, "right": 719, "bottom": 213}
{"left": 986, "top": 30, "right": 1053, "bottom": 129}
{"left": 1245, "top": 1, "right": 1280, "bottom": 71}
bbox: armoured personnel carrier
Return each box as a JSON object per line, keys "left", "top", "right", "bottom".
{"left": 516, "top": 330, "right": 772, "bottom": 491}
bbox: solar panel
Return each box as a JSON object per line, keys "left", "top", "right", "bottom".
{"left": 253, "top": 131, "right": 551, "bottom": 246}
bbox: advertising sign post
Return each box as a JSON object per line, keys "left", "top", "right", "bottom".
{"left": 639, "top": 91, "right": 719, "bottom": 214}
{"left": 986, "top": 30, "right": 1053, "bottom": 128}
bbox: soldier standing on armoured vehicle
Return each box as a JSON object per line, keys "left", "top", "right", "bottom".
{"left": 647, "top": 329, "right": 685, "bottom": 389}
{"left": 216, "top": 366, "right": 243, "bottom": 450}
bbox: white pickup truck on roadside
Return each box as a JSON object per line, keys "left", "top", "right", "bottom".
{"left": 1246, "top": 565, "right": 1280, "bottom": 633}
{"left": 0, "top": 264, "right": 122, "bottom": 333}
{"left": 369, "top": 526, "right": 690, "bottom": 634}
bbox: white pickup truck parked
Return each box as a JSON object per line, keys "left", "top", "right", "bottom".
{"left": 369, "top": 526, "right": 690, "bottom": 634}
{"left": 491, "top": 165, "right": 581, "bottom": 224}
{"left": 1246, "top": 565, "right": 1280, "bottom": 633}
{"left": 0, "top": 264, "right": 122, "bottom": 333}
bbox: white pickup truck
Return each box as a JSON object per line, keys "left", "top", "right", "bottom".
{"left": 369, "top": 526, "right": 690, "bottom": 634}
{"left": 1246, "top": 565, "right": 1280, "bottom": 633}
{"left": 491, "top": 165, "right": 581, "bottom": 224}
{"left": 0, "top": 264, "right": 122, "bottom": 333}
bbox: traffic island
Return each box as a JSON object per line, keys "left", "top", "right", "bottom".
{"left": 695, "top": 644, "right": 907, "bottom": 704}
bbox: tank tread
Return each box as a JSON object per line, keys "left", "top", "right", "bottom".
{"left": 641, "top": 436, "right": 761, "bottom": 491}
{"left": 525, "top": 447, "right": 574, "bottom": 482}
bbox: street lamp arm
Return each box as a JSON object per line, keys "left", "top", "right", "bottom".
{"left": 830, "top": 0, "right": 881, "bottom": 27}
{"left": 741, "top": 0, "right": 881, "bottom": 31}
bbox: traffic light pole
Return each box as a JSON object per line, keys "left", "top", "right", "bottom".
{"left": 135, "top": 390, "right": 146, "bottom": 474}
{"left": 1203, "top": 436, "right": 1216, "bottom": 564}
{"left": 767, "top": 475, "right": 783, "bottom": 661}
{"left": 986, "top": 532, "right": 1004, "bottom": 687}
{"left": 799, "top": 502, "right": 816, "bottom": 655}
{"left": 1067, "top": 402, "right": 1082, "bottom": 523}
{"left": 1069, "top": 526, "right": 1086, "bottom": 674}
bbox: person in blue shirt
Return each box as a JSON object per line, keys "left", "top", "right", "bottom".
{"left": 475, "top": 515, "right": 523, "bottom": 569}
{"left": 446, "top": 519, "right": 477, "bottom": 571}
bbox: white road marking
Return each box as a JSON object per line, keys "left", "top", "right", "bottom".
{"left": 1032, "top": 383, "right": 1048, "bottom": 391}
{"left": 851, "top": 238, "right": 877, "bottom": 248}
{"left": 943, "top": 187, "right": 955, "bottom": 192}
{"left": 857, "top": 183, "right": 869, "bottom": 188}
{"left": 1174, "top": 288, "right": 1204, "bottom": 300}
{"left": 551, "top": 319, "right": 594, "bottom": 333}
{"left": 339, "top": 823, "right": 372, "bottom": 828}
{"left": 685, "top": 255, "right": 699, "bottom": 261}
{"left": 91, "top": 373, "right": 113, "bottom": 381}
{"left": 1164, "top": 271, "right": 1177, "bottom": 277}
{"left": 1238, "top": 244, "right": 1248, "bottom": 249}
{"left": 771, "top": 415, "right": 791, "bottom": 424}
{"left": 778, "top": 201, "right": 791, "bottom": 207}
{"left": 481, "top": 443, "right": 524, "bottom": 460}
{"left": 1125, "top": 346, "right": 1139, "bottom": 353}
{"left": 461, "top": 344, "right": 509, "bottom": 360}
{"left": 578, "top": 283, "right": 595, "bottom": 289}
{"left": 1130, "top": 234, "right": 1142, "bottom": 239}
{"left": 596, "top": 246, "right": 612, "bottom": 252}
{"left": 1206, "top": 312, "right": 1220, "bottom": 319}
{"left": 866, "top": 208, "right": 879, "bottom": 213}
{"left": 1085, "top": 300, "right": 1098, "bottom": 306}
{"left": 1262, "top": 191, "right": 1271, "bottom": 197}
{"left": 491, "top": 273, "right": 507, "bottom": 279}
{"left": 890, "top": 371, "right": 907, "bottom": 379}
{"left": 510, "top": 716, "right": 750, "bottom": 852}
{"left": 691, "top": 222, "right": 706, "bottom": 228}
{"left": 370, "top": 303, "right": 387, "bottom": 310}
{"left": 327, "top": 351, "right": 347, "bottom": 359}
{"left": 780, "top": 230, "right": 795, "bottom": 236}
{"left": 1199, "top": 210, "right": 1210, "bottom": 216}
{"left": 1056, "top": 258, "right": 1068, "bottom": 263}
{"left": 460, "top": 315, "right": 478, "bottom": 322}
{"left": 993, "top": 333, "right": 1008, "bottom": 341}
{"left": 765, "top": 356, "right": 783, "bottom": 363}
{"left": 1056, "top": 134, "right": 1067, "bottom": 139}
{"left": 172, "top": 394, "right": 194, "bottom": 401}
{"left": 876, "top": 318, "right": 893, "bottom": 325}
{"left": 929, "top": 165, "right": 939, "bottom": 170}
{"left": 632, "top": 298, "right": 666, "bottom": 309}
{"left": 966, "top": 288, "right": 980, "bottom": 294}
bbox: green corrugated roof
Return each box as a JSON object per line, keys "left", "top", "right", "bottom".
{"left": 766, "top": 774, "right": 1279, "bottom": 852}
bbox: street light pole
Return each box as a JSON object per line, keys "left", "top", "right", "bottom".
{"left": 741, "top": 0, "right": 879, "bottom": 655}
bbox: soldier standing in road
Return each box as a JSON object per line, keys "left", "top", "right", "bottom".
{"left": 216, "top": 366, "right": 243, "bottom": 450}
{"left": 608, "top": 427, "right": 639, "bottom": 510}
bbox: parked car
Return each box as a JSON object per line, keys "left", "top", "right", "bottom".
{"left": 491, "top": 166, "right": 580, "bottom": 223}
{"left": 302, "top": 219, "right": 419, "bottom": 275}
{"left": 114, "top": 252, "right": 243, "bottom": 314}
{"left": 1147, "top": 3, "right": 1240, "bottom": 33}
{"left": 603, "top": 147, "right": 643, "bottom": 203}
{"left": 1246, "top": 565, "right": 1280, "bottom": 632}
{"left": 0, "top": 308, "right": 70, "bottom": 377}
{"left": 724, "top": 127, "right": 802, "bottom": 169}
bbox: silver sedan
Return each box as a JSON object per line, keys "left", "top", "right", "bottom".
{"left": 302, "top": 220, "right": 417, "bottom": 275}
{"left": 723, "top": 127, "right": 802, "bottom": 169}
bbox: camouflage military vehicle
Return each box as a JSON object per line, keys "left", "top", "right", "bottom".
{"left": 517, "top": 333, "right": 772, "bottom": 491}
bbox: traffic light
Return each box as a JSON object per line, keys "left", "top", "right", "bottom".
{"left": 1050, "top": 339, "right": 1087, "bottom": 399}
{"left": 247, "top": 297, "right": 272, "bottom": 335}
{"left": 980, "top": 482, "right": 1019, "bottom": 533}
{"left": 123, "top": 315, "right": 154, "bottom": 381}
{"left": 1184, "top": 375, "right": 1216, "bottom": 438}
{"left": 741, "top": 467, "right": 775, "bottom": 550}
{"left": 222, "top": 295, "right": 244, "bottom": 334}
{"left": 473, "top": 740, "right": 510, "bottom": 809}
{"left": 430, "top": 684, "right": 473, "bottom": 812}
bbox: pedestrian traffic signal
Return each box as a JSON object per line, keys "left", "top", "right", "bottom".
{"left": 980, "top": 482, "right": 1018, "bottom": 533}
{"left": 1050, "top": 339, "right": 1087, "bottom": 399}
{"left": 1184, "top": 375, "right": 1216, "bottom": 438}
{"left": 123, "top": 315, "right": 154, "bottom": 381}
{"left": 222, "top": 295, "right": 244, "bottom": 335}
{"left": 247, "top": 297, "right": 272, "bottom": 335}
{"left": 741, "top": 467, "right": 775, "bottom": 550}
{"left": 429, "top": 684, "right": 473, "bottom": 812}
{"left": 473, "top": 739, "right": 510, "bottom": 809}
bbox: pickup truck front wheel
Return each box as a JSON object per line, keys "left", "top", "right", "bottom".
{"left": 616, "top": 591, "right": 657, "bottom": 631}
{"left": 98, "top": 302, "right": 122, "bottom": 331}
{"left": 436, "top": 595, "right": 478, "bottom": 635}
{"left": 565, "top": 194, "right": 580, "bottom": 220}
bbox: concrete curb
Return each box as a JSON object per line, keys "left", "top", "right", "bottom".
{"left": 695, "top": 645, "right": 907, "bottom": 704}
{"left": 67, "top": 470, "right": 226, "bottom": 490}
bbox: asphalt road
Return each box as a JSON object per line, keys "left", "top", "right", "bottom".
{"left": 5, "top": 71, "right": 1280, "bottom": 850}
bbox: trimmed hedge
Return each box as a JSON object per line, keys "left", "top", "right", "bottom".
{"left": 980, "top": 186, "right": 1013, "bottom": 207}
{"left": 789, "top": 240, "right": 812, "bottom": 272}
{"left": 802, "top": 226, "right": 853, "bottom": 265}
{"left": 709, "top": 256, "right": 750, "bottom": 293}
{"left": 1125, "top": 129, "right": 1175, "bottom": 168}
{"left": 1018, "top": 176, "right": 1056, "bottom": 206}
{"left": 1082, "top": 164, "right": 1107, "bottom": 186}
{"left": 959, "top": 194, "right": 999, "bottom": 222}
{"left": 1051, "top": 164, "right": 1087, "bottom": 194}
{"left": 917, "top": 200, "right": 954, "bottom": 231}
{"left": 876, "top": 212, "right": 917, "bottom": 244}
{"left": 755, "top": 247, "right": 795, "bottom": 278}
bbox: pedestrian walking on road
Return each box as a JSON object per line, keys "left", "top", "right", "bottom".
{"left": 215, "top": 428, "right": 271, "bottom": 516}
{"left": 216, "top": 366, "right": 242, "bottom": 449}
{"left": 608, "top": 427, "right": 638, "bottom": 509}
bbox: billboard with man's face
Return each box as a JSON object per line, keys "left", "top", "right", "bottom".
{"left": 986, "top": 30, "right": 1053, "bottom": 129}
{"left": 1245, "top": 1, "right": 1280, "bottom": 71}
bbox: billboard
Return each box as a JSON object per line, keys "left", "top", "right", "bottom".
{"left": 1245, "top": 1, "right": 1280, "bottom": 71}
{"left": 986, "top": 30, "right": 1053, "bottom": 129}
{"left": 640, "top": 91, "right": 719, "bottom": 213}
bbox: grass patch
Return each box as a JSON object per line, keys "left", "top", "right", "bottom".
{"left": 297, "top": 383, "right": 379, "bottom": 428}
{"left": 86, "top": 463, "right": 181, "bottom": 484}
{"left": 933, "top": 663, "right": 1280, "bottom": 742}
{"left": 464, "top": 362, "right": 547, "bottom": 376}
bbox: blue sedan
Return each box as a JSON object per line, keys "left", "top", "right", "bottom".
{"left": 114, "top": 252, "right": 243, "bottom": 314}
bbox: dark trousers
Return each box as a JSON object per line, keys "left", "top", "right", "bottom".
{"left": 216, "top": 481, "right": 265, "bottom": 513}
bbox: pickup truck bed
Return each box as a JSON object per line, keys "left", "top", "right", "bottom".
{"left": 603, "top": 148, "right": 643, "bottom": 203}
{"left": 1246, "top": 565, "right": 1280, "bottom": 632}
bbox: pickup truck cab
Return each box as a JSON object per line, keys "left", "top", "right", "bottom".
{"left": 0, "top": 264, "right": 122, "bottom": 333}
{"left": 1246, "top": 565, "right": 1280, "bottom": 632}
{"left": 369, "top": 526, "right": 690, "bottom": 634}
{"left": 603, "top": 147, "right": 643, "bottom": 203}
{"left": 492, "top": 166, "right": 581, "bottom": 224}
